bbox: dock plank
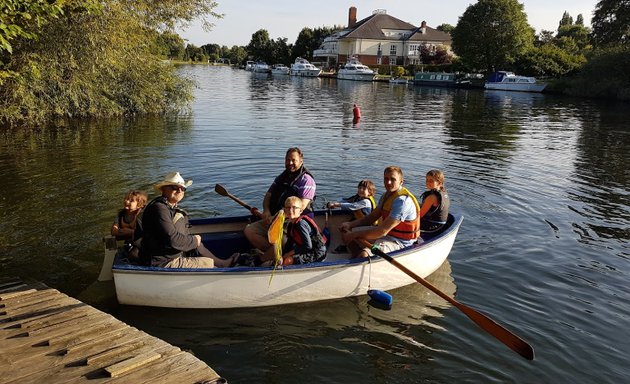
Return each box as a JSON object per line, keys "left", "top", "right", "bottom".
{"left": 0, "top": 280, "right": 223, "bottom": 384}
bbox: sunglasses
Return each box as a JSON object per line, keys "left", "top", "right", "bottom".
{"left": 169, "top": 185, "right": 186, "bottom": 192}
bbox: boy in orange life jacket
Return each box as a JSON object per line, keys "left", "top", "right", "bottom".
{"left": 281, "top": 196, "right": 327, "bottom": 265}
{"left": 340, "top": 166, "right": 420, "bottom": 258}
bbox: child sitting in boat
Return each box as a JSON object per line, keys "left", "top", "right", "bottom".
{"left": 419, "top": 170, "right": 450, "bottom": 233}
{"left": 281, "top": 196, "right": 327, "bottom": 266}
{"left": 327, "top": 179, "right": 377, "bottom": 221}
{"left": 111, "top": 190, "right": 148, "bottom": 243}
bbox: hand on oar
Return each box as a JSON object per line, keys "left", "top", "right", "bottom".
{"left": 356, "top": 239, "right": 534, "bottom": 361}
{"left": 214, "top": 184, "right": 262, "bottom": 218}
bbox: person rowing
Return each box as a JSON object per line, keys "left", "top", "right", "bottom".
{"left": 243, "top": 147, "right": 317, "bottom": 261}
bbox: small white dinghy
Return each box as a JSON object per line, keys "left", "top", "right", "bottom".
{"left": 103, "top": 210, "right": 463, "bottom": 309}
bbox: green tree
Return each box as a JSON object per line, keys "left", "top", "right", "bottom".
{"left": 0, "top": 0, "right": 221, "bottom": 127}
{"left": 293, "top": 28, "right": 315, "bottom": 60}
{"left": 591, "top": 0, "right": 630, "bottom": 46}
{"left": 155, "top": 31, "right": 186, "bottom": 60}
{"left": 557, "top": 24, "right": 591, "bottom": 51}
{"left": 576, "top": 14, "right": 585, "bottom": 26}
{"left": 451, "top": 0, "right": 535, "bottom": 72}
{"left": 517, "top": 44, "right": 586, "bottom": 76}
{"left": 436, "top": 24, "right": 455, "bottom": 34}
{"left": 270, "top": 37, "right": 292, "bottom": 65}
{"left": 537, "top": 30, "right": 556, "bottom": 45}
{"left": 247, "top": 29, "right": 272, "bottom": 61}
{"left": 0, "top": 0, "right": 96, "bottom": 54}
{"left": 559, "top": 11, "right": 574, "bottom": 28}
{"left": 228, "top": 45, "right": 248, "bottom": 66}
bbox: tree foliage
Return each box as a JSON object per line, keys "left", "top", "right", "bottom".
{"left": 247, "top": 29, "right": 273, "bottom": 62}
{"left": 0, "top": 0, "right": 221, "bottom": 127}
{"left": 558, "top": 45, "right": 630, "bottom": 100}
{"left": 451, "top": 0, "right": 535, "bottom": 72}
{"left": 436, "top": 24, "right": 455, "bottom": 34}
{"left": 591, "top": 0, "right": 630, "bottom": 46}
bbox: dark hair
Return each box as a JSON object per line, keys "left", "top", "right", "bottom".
{"left": 357, "top": 179, "right": 376, "bottom": 196}
{"left": 286, "top": 147, "right": 303, "bottom": 159}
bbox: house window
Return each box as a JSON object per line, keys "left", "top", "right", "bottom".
{"left": 390, "top": 45, "right": 397, "bottom": 56}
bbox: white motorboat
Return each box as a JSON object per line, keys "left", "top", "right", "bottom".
{"left": 290, "top": 57, "right": 321, "bottom": 77}
{"left": 105, "top": 210, "right": 463, "bottom": 309}
{"left": 389, "top": 77, "right": 409, "bottom": 85}
{"left": 252, "top": 62, "right": 270, "bottom": 73}
{"left": 337, "top": 59, "right": 376, "bottom": 81}
{"left": 484, "top": 71, "right": 546, "bottom": 92}
{"left": 270, "top": 64, "right": 290, "bottom": 75}
{"left": 244, "top": 60, "right": 255, "bottom": 71}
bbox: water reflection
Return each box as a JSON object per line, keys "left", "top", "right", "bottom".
{"left": 571, "top": 102, "right": 630, "bottom": 245}
{"left": 1, "top": 65, "right": 630, "bottom": 383}
{"left": 111, "top": 261, "right": 456, "bottom": 382}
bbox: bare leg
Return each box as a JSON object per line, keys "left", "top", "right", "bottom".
{"left": 244, "top": 222, "right": 272, "bottom": 251}
{"left": 348, "top": 239, "right": 371, "bottom": 258}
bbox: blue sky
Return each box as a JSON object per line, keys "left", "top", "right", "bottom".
{"left": 178, "top": 1, "right": 599, "bottom": 47}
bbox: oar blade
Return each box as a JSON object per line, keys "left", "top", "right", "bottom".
{"left": 363, "top": 240, "right": 535, "bottom": 361}
{"left": 214, "top": 184, "right": 229, "bottom": 196}
{"left": 457, "top": 304, "right": 535, "bottom": 360}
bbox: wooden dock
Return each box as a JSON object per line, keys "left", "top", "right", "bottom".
{"left": 0, "top": 279, "right": 225, "bottom": 384}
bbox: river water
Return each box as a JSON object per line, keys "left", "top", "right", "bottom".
{"left": 1, "top": 65, "right": 628, "bottom": 383}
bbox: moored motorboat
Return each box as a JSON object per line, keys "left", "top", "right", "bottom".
{"left": 484, "top": 71, "right": 546, "bottom": 92}
{"left": 337, "top": 59, "right": 376, "bottom": 81}
{"left": 389, "top": 77, "right": 409, "bottom": 85}
{"left": 252, "top": 61, "right": 270, "bottom": 73}
{"left": 244, "top": 60, "right": 255, "bottom": 71}
{"left": 270, "top": 64, "right": 290, "bottom": 75}
{"left": 290, "top": 57, "right": 322, "bottom": 77}
{"left": 107, "top": 211, "right": 463, "bottom": 309}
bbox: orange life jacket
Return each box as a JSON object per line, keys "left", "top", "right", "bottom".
{"left": 379, "top": 187, "right": 420, "bottom": 240}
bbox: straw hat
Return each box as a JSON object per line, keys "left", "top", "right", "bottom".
{"left": 154, "top": 171, "right": 193, "bottom": 191}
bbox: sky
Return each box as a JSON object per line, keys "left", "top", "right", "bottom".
{"left": 178, "top": 0, "right": 599, "bottom": 47}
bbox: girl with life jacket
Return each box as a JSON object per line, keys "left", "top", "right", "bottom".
{"left": 281, "top": 196, "right": 327, "bottom": 266}
{"left": 419, "top": 169, "right": 450, "bottom": 233}
{"left": 327, "top": 179, "right": 377, "bottom": 222}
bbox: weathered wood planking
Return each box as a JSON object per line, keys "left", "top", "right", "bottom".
{"left": 0, "top": 280, "right": 225, "bottom": 384}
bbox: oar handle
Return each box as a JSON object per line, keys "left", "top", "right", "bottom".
{"left": 214, "top": 184, "right": 263, "bottom": 218}
{"left": 357, "top": 239, "right": 534, "bottom": 361}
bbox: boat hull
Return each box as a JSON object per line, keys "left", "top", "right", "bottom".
{"left": 337, "top": 72, "right": 376, "bottom": 81}
{"left": 112, "top": 212, "right": 462, "bottom": 309}
{"left": 484, "top": 83, "right": 546, "bottom": 92}
{"left": 290, "top": 69, "right": 321, "bottom": 77}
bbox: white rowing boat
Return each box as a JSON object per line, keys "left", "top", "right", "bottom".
{"left": 103, "top": 211, "right": 463, "bottom": 309}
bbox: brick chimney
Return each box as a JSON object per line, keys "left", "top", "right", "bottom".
{"left": 420, "top": 20, "right": 427, "bottom": 34}
{"left": 348, "top": 7, "right": 357, "bottom": 28}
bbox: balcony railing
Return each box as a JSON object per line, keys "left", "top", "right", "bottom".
{"left": 313, "top": 49, "right": 337, "bottom": 56}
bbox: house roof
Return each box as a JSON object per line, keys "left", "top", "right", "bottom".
{"left": 340, "top": 12, "right": 451, "bottom": 43}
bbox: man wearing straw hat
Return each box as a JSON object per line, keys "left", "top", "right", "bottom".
{"left": 137, "top": 171, "right": 235, "bottom": 268}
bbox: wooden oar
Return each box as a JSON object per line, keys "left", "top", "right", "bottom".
{"left": 357, "top": 239, "right": 534, "bottom": 360}
{"left": 214, "top": 184, "right": 262, "bottom": 218}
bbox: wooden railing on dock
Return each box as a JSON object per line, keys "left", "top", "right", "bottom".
{"left": 0, "top": 279, "right": 225, "bottom": 384}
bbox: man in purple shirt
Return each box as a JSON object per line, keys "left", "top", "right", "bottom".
{"left": 244, "top": 147, "right": 316, "bottom": 255}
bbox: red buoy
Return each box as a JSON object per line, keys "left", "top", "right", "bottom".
{"left": 352, "top": 104, "right": 361, "bottom": 120}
